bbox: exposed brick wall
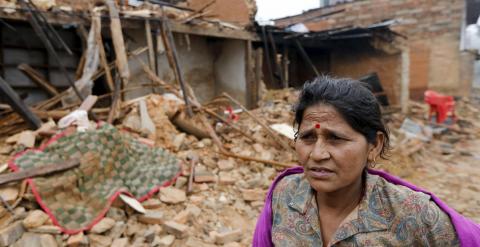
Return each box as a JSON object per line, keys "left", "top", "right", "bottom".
{"left": 275, "top": 0, "right": 464, "bottom": 41}
{"left": 330, "top": 47, "right": 401, "bottom": 104}
{"left": 276, "top": 0, "right": 470, "bottom": 100}
{"left": 186, "top": 0, "right": 256, "bottom": 27}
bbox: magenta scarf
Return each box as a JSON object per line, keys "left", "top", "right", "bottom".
{"left": 253, "top": 167, "right": 480, "bottom": 247}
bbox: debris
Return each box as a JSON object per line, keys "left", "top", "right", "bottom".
{"left": 241, "top": 189, "right": 266, "bottom": 202}
{"left": 399, "top": 118, "right": 431, "bottom": 141}
{"left": 163, "top": 220, "right": 188, "bottom": 239}
{"left": 217, "top": 159, "right": 235, "bottom": 171}
{"left": 0, "top": 221, "right": 24, "bottom": 246}
{"left": 173, "top": 209, "right": 191, "bottom": 224}
{"left": 211, "top": 228, "right": 242, "bottom": 245}
{"left": 111, "top": 238, "right": 129, "bottom": 247}
{"left": 17, "top": 130, "right": 36, "bottom": 148}
{"left": 28, "top": 225, "right": 61, "bottom": 235}
{"left": 22, "top": 210, "right": 49, "bottom": 229}
{"left": 0, "top": 77, "right": 42, "bottom": 129}
{"left": 88, "top": 234, "right": 112, "bottom": 247}
{"left": 14, "top": 232, "right": 58, "bottom": 247}
{"left": 223, "top": 92, "right": 293, "bottom": 152}
{"left": 175, "top": 176, "right": 188, "bottom": 189}
{"left": 270, "top": 123, "right": 295, "bottom": 140}
{"left": 66, "top": 232, "right": 88, "bottom": 247}
{"left": 0, "top": 186, "right": 19, "bottom": 204}
{"left": 105, "top": 0, "right": 130, "bottom": 85}
{"left": 142, "top": 198, "right": 163, "bottom": 209}
{"left": 171, "top": 112, "right": 210, "bottom": 139}
{"left": 139, "top": 99, "right": 156, "bottom": 137}
{"left": 0, "top": 159, "right": 80, "bottom": 186}
{"left": 157, "top": 234, "right": 175, "bottom": 247}
{"left": 107, "top": 221, "right": 126, "bottom": 240}
{"left": 159, "top": 187, "right": 186, "bottom": 204}
{"left": 194, "top": 171, "right": 216, "bottom": 183}
{"left": 138, "top": 210, "right": 164, "bottom": 225}
{"left": 90, "top": 218, "right": 115, "bottom": 234}
{"left": 18, "top": 64, "right": 59, "bottom": 97}
{"left": 119, "top": 194, "right": 146, "bottom": 214}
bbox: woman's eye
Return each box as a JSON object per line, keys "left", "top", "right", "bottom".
{"left": 299, "top": 134, "right": 316, "bottom": 142}
{"left": 328, "top": 134, "right": 343, "bottom": 142}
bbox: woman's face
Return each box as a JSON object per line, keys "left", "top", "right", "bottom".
{"left": 295, "top": 104, "right": 381, "bottom": 193}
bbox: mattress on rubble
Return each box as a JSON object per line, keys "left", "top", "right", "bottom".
{"left": 8, "top": 123, "right": 181, "bottom": 234}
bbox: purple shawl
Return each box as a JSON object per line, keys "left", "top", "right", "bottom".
{"left": 253, "top": 167, "right": 480, "bottom": 247}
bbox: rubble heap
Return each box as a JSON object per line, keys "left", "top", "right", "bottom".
{"left": 0, "top": 87, "right": 479, "bottom": 246}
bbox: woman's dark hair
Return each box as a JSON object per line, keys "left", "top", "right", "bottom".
{"left": 293, "top": 76, "right": 390, "bottom": 158}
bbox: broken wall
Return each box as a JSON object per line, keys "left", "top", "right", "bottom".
{"left": 0, "top": 21, "right": 80, "bottom": 105}
{"left": 126, "top": 30, "right": 216, "bottom": 102}
{"left": 213, "top": 39, "right": 247, "bottom": 105}
{"left": 126, "top": 30, "right": 248, "bottom": 105}
{"left": 330, "top": 46, "right": 401, "bottom": 105}
{"left": 186, "top": 0, "right": 256, "bottom": 27}
{"left": 275, "top": 0, "right": 468, "bottom": 100}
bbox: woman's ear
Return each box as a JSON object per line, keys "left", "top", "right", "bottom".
{"left": 368, "top": 131, "right": 385, "bottom": 161}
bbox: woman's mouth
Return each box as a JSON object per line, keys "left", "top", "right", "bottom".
{"left": 307, "top": 167, "right": 334, "bottom": 179}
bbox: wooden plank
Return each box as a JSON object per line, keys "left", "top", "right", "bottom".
{"left": 267, "top": 30, "right": 285, "bottom": 87}
{"left": 245, "top": 40, "right": 254, "bottom": 109}
{"left": 294, "top": 39, "right": 320, "bottom": 77}
{"left": 160, "top": 15, "right": 193, "bottom": 117}
{"left": 0, "top": 160, "right": 79, "bottom": 186}
{"left": 145, "top": 19, "right": 156, "bottom": 75}
{"left": 220, "top": 151, "right": 294, "bottom": 168}
{"left": 17, "top": 63, "right": 59, "bottom": 96}
{"left": 261, "top": 26, "right": 274, "bottom": 86}
{"left": 20, "top": 1, "right": 83, "bottom": 101}
{"left": 168, "top": 21, "right": 259, "bottom": 41}
{"left": 105, "top": 0, "right": 130, "bottom": 85}
{"left": 0, "top": 76, "right": 42, "bottom": 129}
{"left": 253, "top": 47, "right": 263, "bottom": 108}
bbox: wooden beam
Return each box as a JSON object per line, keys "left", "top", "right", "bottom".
{"left": 105, "top": 0, "right": 130, "bottom": 85}
{"left": 294, "top": 39, "right": 320, "bottom": 77}
{"left": 0, "top": 76, "right": 42, "bottom": 129}
{"left": 245, "top": 40, "right": 254, "bottom": 109}
{"left": 253, "top": 47, "right": 263, "bottom": 108}
{"left": 145, "top": 19, "right": 156, "bottom": 73}
{"left": 17, "top": 63, "right": 59, "bottom": 96}
{"left": 21, "top": 0, "right": 83, "bottom": 101}
{"left": 220, "top": 151, "right": 294, "bottom": 168}
{"left": 0, "top": 159, "right": 79, "bottom": 186}
{"left": 160, "top": 15, "right": 193, "bottom": 117}
{"left": 261, "top": 26, "right": 274, "bottom": 86}
{"left": 267, "top": 30, "right": 285, "bottom": 87}
{"left": 168, "top": 21, "right": 259, "bottom": 41}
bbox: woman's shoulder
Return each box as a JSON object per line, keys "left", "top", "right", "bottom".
{"left": 272, "top": 173, "right": 305, "bottom": 197}
{"left": 372, "top": 174, "right": 433, "bottom": 209}
{"left": 371, "top": 174, "right": 456, "bottom": 231}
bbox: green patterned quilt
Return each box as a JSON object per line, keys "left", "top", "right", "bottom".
{"left": 9, "top": 123, "right": 181, "bottom": 234}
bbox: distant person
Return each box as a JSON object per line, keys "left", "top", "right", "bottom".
{"left": 253, "top": 76, "right": 480, "bottom": 246}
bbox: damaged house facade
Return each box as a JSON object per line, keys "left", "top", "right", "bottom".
{"left": 0, "top": 0, "right": 261, "bottom": 113}
{"left": 268, "top": 0, "right": 474, "bottom": 105}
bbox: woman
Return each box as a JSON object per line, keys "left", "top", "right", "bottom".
{"left": 253, "top": 76, "right": 480, "bottom": 246}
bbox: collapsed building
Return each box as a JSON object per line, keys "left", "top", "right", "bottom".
{"left": 0, "top": 0, "right": 260, "bottom": 109}
{"left": 265, "top": 0, "right": 476, "bottom": 106}
{"left": 0, "top": 0, "right": 479, "bottom": 246}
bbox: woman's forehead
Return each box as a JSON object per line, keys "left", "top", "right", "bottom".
{"left": 302, "top": 104, "right": 343, "bottom": 123}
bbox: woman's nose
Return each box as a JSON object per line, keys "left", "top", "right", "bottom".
{"left": 309, "top": 140, "right": 330, "bottom": 161}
